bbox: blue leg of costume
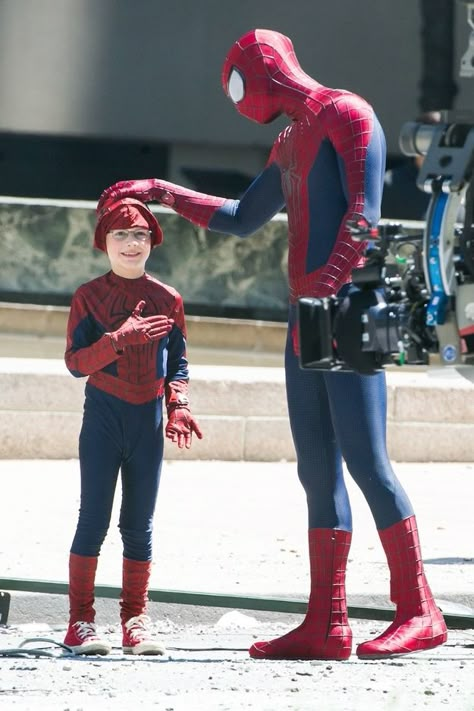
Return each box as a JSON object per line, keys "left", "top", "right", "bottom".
{"left": 71, "top": 386, "right": 163, "bottom": 560}
{"left": 284, "top": 327, "right": 414, "bottom": 530}
{"left": 68, "top": 386, "right": 164, "bottom": 639}
{"left": 248, "top": 323, "right": 416, "bottom": 661}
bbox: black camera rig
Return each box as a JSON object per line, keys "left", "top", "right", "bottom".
{"left": 298, "top": 109, "right": 474, "bottom": 375}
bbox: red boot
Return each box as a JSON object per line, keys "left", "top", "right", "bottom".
{"left": 120, "top": 558, "right": 165, "bottom": 655}
{"left": 356, "top": 516, "right": 448, "bottom": 659}
{"left": 63, "top": 553, "right": 111, "bottom": 655}
{"left": 249, "top": 528, "right": 353, "bottom": 660}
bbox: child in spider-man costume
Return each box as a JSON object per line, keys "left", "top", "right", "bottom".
{"left": 98, "top": 29, "right": 447, "bottom": 660}
{"left": 63, "top": 197, "right": 202, "bottom": 656}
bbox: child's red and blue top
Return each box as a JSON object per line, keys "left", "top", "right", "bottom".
{"left": 65, "top": 270, "right": 188, "bottom": 404}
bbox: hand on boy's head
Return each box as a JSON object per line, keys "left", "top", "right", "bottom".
{"left": 98, "top": 179, "right": 158, "bottom": 212}
{"left": 97, "top": 180, "right": 176, "bottom": 213}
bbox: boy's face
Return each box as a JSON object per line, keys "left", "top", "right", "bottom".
{"left": 105, "top": 228, "right": 152, "bottom": 279}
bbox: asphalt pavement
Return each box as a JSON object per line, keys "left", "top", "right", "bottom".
{"left": 0, "top": 458, "right": 473, "bottom": 710}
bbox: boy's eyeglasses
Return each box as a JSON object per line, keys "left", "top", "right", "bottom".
{"left": 108, "top": 229, "right": 151, "bottom": 242}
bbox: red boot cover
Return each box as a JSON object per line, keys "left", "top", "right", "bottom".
{"left": 68, "top": 553, "right": 98, "bottom": 624}
{"left": 120, "top": 558, "right": 152, "bottom": 624}
{"left": 249, "top": 528, "right": 353, "bottom": 660}
{"left": 356, "top": 516, "right": 447, "bottom": 658}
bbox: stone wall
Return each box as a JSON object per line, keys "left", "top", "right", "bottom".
{"left": 0, "top": 196, "right": 289, "bottom": 320}
{"left": 1, "top": 358, "right": 474, "bottom": 462}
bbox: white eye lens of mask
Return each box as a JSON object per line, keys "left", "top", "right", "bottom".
{"left": 228, "top": 68, "right": 245, "bottom": 103}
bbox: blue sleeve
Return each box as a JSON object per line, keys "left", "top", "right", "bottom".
{"left": 335, "top": 112, "right": 386, "bottom": 227}
{"left": 208, "top": 162, "right": 285, "bottom": 237}
{"left": 165, "top": 323, "right": 189, "bottom": 384}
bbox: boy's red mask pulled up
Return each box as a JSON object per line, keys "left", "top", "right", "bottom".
{"left": 94, "top": 198, "right": 163, "bottom": 252}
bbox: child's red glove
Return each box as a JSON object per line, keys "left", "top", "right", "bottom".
{"left": 165, "top": 381, "right": 203, "bottom": 449}
{"left": 109, "top": 300, "right": 173, "bottom": 351}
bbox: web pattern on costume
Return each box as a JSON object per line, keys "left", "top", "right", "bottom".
{"left": 65, "top": 272, "right": 188, "bottom": 404}
{"left": 97, "top": 29, "right": 385, "bottom": 303}
{"left": 275, "top": 91, "right": 383, "bottom": 301}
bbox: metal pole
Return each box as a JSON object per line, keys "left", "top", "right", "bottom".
{"left": 1, "top": 577, "right": 473, "bottom": 630}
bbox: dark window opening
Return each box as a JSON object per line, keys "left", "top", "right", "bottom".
{"left": 0, "top": 132, "right": 169, "bottom": 201}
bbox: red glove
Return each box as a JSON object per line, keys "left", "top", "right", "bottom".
{"left": 165, "top": 381, "right": 203, "bottom": 449}
{"left": 98, "top": 179, "right": 170, "bottom": 213}
{"left": 98, "top": 179, "right": 227, "bottom": 229}
{"left": 166, "top": 409, "right": 203, "bottom": 449}
{"left": 109, "top": 300, "right": 173, "bottom": 351}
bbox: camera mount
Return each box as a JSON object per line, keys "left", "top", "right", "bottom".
{"left": 297, "top": 5, "right": 474, "bottom": 376}
{"left": 298, "top": 111, "right": 474, "bottom": 374}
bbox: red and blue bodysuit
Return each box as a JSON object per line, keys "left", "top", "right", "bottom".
{"left": 63, "top": 199, "right": 201, "bottom": 655}
{"left": 66, "top": 270, "right": 188, "bottom": 561}
{"left": 99, "top": 29, "right": 447, "bottom": 660}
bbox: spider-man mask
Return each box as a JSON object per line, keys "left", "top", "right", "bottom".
{"left": 221, "top": 29, "right": 302, "bottom": 124}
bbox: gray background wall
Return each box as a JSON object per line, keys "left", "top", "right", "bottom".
{"left": 0, "top": 0, "right": 472, "bottom": 154}
{"left": 0, "top": 1, "right": 472, "bottom": 204}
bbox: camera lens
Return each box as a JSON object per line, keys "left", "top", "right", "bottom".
{"left": 399, "top": 122, "right": 436, "bottom": 156}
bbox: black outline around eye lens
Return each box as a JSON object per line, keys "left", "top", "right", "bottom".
{"left": 228, "top": 66, "right": 245, "bottom": 103}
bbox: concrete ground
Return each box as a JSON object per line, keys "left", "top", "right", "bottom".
{"left": 0, "top": 458, "right": 473, "bottom": 710}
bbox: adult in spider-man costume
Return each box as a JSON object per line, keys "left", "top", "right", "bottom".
{"left": 98, "top": 29, "right": 447, "bottom": 660}
{"left": 63, "top": 197, "right": 202, "bottom": 656}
